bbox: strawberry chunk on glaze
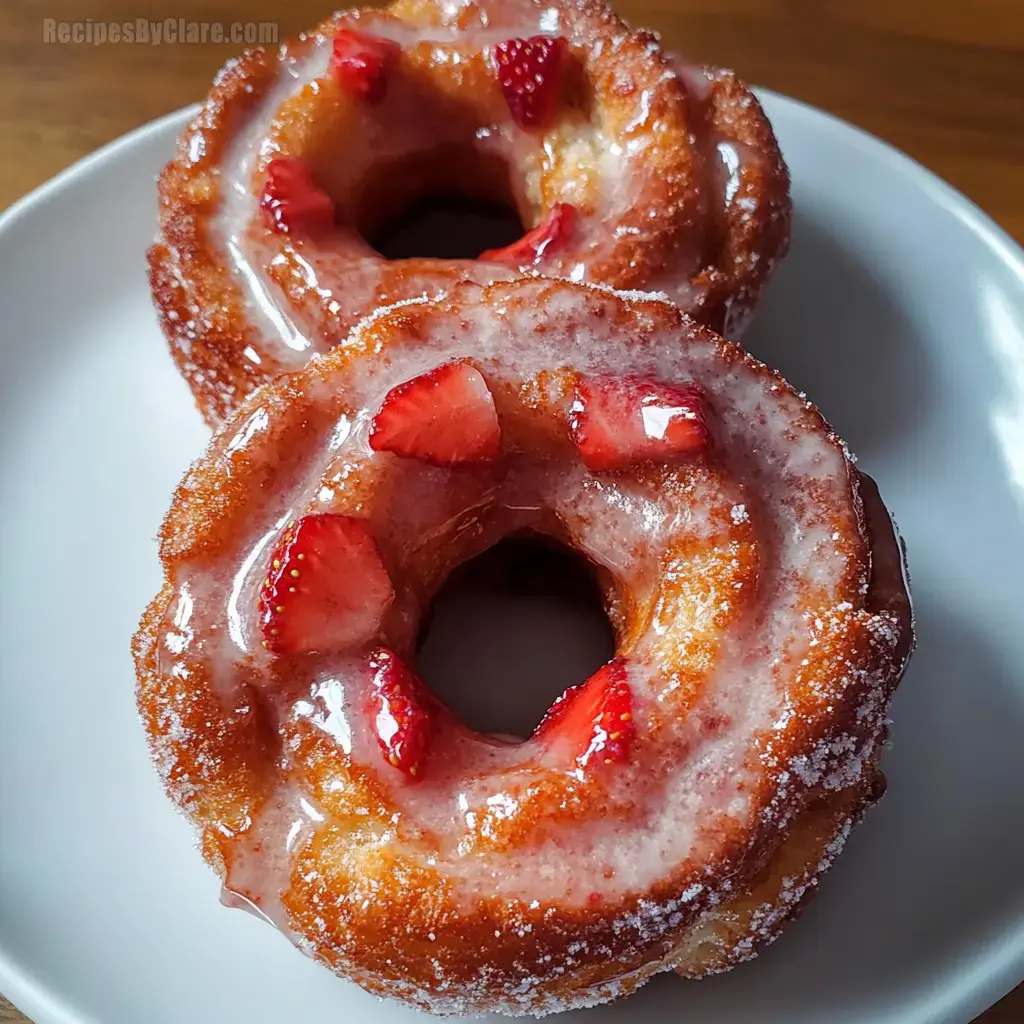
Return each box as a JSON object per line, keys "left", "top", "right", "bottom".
{"left": 260, "top": 158, "right": 335, "bottom": 235}
{"left": 479, "top": 203, "right": 577, "bottom": 266}
{"left": 368, "top": 648, "right": 435, "bottom": 779}
{"left": 569, "top": 374, "right": 711, "bottom": 471}
{"left": 493, "top": 35, "right": 569, "bottom": 130}
{"left": 369, "top": 361, "right": 501, "bottom": 466}
{"left": 534, "top": 658, "right": 635, "bottom": 768}
{"left": 332, "top": 28, "right": 400, "bottom": 103}
{"left": 259, "top": 514, "right": 393, "bottom": 654}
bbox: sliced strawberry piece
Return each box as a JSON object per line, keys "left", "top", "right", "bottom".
{"left": 535, "top": 658, "right": 635, "bottom": 768}
{"left": 332, "top": 27, "right": 400, "bottom": 103}
{"left": 259, "top": 514, "right": 393, "bottom": 654}
{"left": 479, "top": 203, "right": 576, "bottom": 266}
{"left": 569, "top": 375, "right": 711, "bottom": 471}
{"left": 260, "top": 158, "right": 335, "bottom": 235}
{"left": 367, "top": 648, "right": 434, "bottom": 779}
{"left": 369, "top": 361, "right": 501, "bottom": 466}
{"left": 493, "top": 35, "right": 569, "bottom": 131}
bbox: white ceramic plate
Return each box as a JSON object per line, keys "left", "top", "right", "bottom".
{"left": 2, "top": 94, "right": 1024, "bottom": 1024}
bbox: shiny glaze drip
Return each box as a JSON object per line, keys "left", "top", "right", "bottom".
{"left": 213, "top": 44, "right": 329, "bottom": 363}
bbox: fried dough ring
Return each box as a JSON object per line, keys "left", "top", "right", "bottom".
{"left": 134, "top": 279, "right": 910, "bottom": 1016}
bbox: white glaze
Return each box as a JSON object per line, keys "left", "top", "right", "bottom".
{"left": 213, "top": 45, "right": 330, "bottom": 362}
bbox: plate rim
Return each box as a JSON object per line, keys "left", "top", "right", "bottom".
{"left": 1, "top": 92, "right": 1023, "bottom": 1024}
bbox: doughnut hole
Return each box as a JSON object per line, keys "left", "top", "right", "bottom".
{"left": 415, "top": 534, "right": 616, "bottom": 739}
{"left": 357, "top": 148, "right": 524, "bottom": 260}
{"left": 371, "top": 196, "right": 523, "bottom": 261}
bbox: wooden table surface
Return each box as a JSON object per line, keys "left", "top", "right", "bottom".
{"left": 0, "top": 0, "right": 1022, "bottom": 1021}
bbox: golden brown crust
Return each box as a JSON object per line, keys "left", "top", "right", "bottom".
{"left": 672, "top": 779, "right": 878, "bottom": 977}
{"left": 672, "top": 467, "right": 911, "bottom": 979}
{"left": 148, "top": 49, "right": 283, "bottom": 426}
{"left": 135, "top": 280, "right": 909, "bottom": 1016}
{"left": 149, "top": 0, "right": 791, "bottom": 427}
{"left": 132, "top": 583, "right": 275, "bottom": 871}
{"left": 696, "top": 67, "right": 792, "bottom": 336}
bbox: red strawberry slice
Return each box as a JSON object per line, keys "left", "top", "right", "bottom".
{"left": 569, "top": 375, "right": 711, "bottom": 471}
{"left": 493, "top": 35, "right": 569, "bottom": 130}
{"left": 367, "top": 648, "right": 434, "bottom": 779}
{"left": 259, "top": 514, "right": 393, "bottom": 654}
{"left": 534, "top": 658, "right": 635, "bottom": 768}
{"left": 332, "top": 28, "right": 400, "bottom": 103}
{"left": 479, "top": 203, "right": 577, "bottom": 266}
{"left": 369, "top": 361, "right": 501, "bottom": 466}
{"left": 260, "top": 158, "right": 335, "bottom": 235}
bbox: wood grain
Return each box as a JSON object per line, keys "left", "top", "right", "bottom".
{"left": 0, "top": 0, "right": 1022, "bottom": 1021}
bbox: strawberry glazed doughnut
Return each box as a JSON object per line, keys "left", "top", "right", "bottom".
{"left": 134, "top": 279, "right": 910, "bottom": 1016}
{"left": 149, "top": 0, "right": 791, "bottom": 426}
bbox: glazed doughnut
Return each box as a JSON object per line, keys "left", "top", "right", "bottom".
{"left": 134, "top": 279, "right": 911, "bottom": 1015}
{"left": 149, "top": 0, "right": 791, "bottom": 426}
